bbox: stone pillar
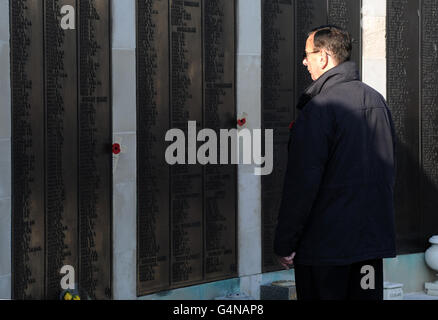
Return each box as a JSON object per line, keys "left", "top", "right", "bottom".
{"left": 0, "top": 0, "right": 11, "bottom": 300}
{"left": 236, "top": 0, "right": 263, "bottom": 299}
{"left": 362, "top": 0, "right": 387, "bottom": 98}
{"left": 111, "top": 0, "right": 137, "bottom": 300}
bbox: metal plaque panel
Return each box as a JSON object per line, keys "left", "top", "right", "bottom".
{"left": 169, "top": 0, "right": 204, "bottom": 287}
{"left": 11, "top": 0, "right": 45, "bottom": 300}
{"left": 261, "top": 0, "right": 295, "bottom": 272}
{"left": 203, "top": 0, "right": 237, "bottom": 281}
{"left": 11, "top": 0, "right": 112, "bottom": 300}
{"left": 137, "top": 0, "right": 171, "bottom": 295}
{"left": 420, "top": 0, "right": 438, "bottom": 243}
{"left": 136, "top": 0, "right": 237, "bottom": 295}
{"left": 78, "top": 0, "right": 112, "bottom": 299}
{"left": 387, "top": 0, "right": 422, "bottom": 252}
{"left": 387, "top": 0, "right": 438, "bottom": 252}
{"left": 44, "top": 0, "right": 78, "bottom": 300}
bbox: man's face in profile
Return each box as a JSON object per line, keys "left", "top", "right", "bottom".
{"left": 303, "top": 32, "right": 322, "bottom": 81}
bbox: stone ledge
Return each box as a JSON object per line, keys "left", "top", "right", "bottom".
{"left": 404, "top": 292, "right": 438, "bottom": 300}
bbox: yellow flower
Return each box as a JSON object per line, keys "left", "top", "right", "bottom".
{"left": 64, "top": 292, "right": 73, "bottom": 300}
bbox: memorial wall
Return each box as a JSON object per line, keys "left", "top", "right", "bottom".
{"left": 387, "top": 0, "right": 438, "bottom": 253}
{"left": 11, "top": 0, "right": 112, "bottom": 299}
{"left": 8, "top": 0, "right": 438, "bottom": 300}
{"left": 261, "top": 0, "right": 362, "bottom": 272}
{"left": 136, "top": 0, "right": 237, "bottom": 296}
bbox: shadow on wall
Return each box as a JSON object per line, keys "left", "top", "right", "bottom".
{"left": 392, "top": 138, "right": 438, "bottom": 254}
{"left": 383, "top": 134, "right": 438, "bottom": 293}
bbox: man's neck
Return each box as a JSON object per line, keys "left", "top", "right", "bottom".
{"left": 316, "top": 63, "right": 338, "bottom": 80}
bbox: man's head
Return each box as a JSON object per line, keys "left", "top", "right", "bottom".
{"left": 303, "top": 25, "right": 352, "bottom": 81}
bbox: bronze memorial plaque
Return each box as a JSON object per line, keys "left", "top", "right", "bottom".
{"left": 136, "top": 0, "right": 236, "bottom": 296}
{"left": 169, "top": 0, "right": 204, "bottom": 287}
{"left": 44, "top": 0, "right": 78, "bottom": 299}
{"left": 203, "top": 0, "right": 237, "bottom": 282}
{"left": 78, "top": 0, "right": 112, "bottom": 300}
{"left": 137, "top": 0, "right": 171, "bottom": 295}
{"left": 11, "top": 0, "right": 46, "bottom": 299}
{"left": 387, "top": 0, "right": 438, "bottom": 253}
{"left": 11, "top": 0, "right": 112, "bottom": 300}
{"left": 261, "top": 0, "right": 295, "bottom": 273}
{"left": 420, "top": 0, "right": 438, "bottom": 249}
{"left": 387, "top": 0, "right": 421, "bottom": 252}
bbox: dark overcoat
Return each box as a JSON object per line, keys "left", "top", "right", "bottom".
{"left": 274, "top": 61, "right": 397, "bottom": 265}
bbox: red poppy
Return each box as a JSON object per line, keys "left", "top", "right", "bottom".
{"left": 237, "top": 118, "right": 246, "bottom": 127}
{"left": 289, "top": 121, "right": 295, "bottom": 130}
{"left": 112, "top": 143, "right": 121, "bottom": 155}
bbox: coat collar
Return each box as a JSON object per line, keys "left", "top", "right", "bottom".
{"left": 296, "top": 61, "right": 360, "bottom": 110}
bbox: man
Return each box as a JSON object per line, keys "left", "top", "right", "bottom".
{"left": 274, "top": 26, "right": 397, "bottom": 300}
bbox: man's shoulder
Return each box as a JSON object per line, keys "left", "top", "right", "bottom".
{"left": 331, "top": 79, "right": 382, "bottom": 96}
{"left": 317, "top": 80, "right": 387, "bottom": 108}
{"left": 358, "top": 81, "right": 386, "bottom": 100}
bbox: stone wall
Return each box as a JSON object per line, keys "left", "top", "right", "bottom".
{"left": 111, "top": 0, "right": 137, "bottom": 300}
{"left": 362, "top": 0, "right": 387, "bottom": 97}
{"left": 0, "top": 0, "right": 11, "bottom": 301}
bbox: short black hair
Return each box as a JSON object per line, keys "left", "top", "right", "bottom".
{"left": 308, "top": 25, "right": 352, "bottom": 64}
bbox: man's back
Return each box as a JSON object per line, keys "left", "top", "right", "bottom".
{"left": 274, "top": 61, "right": 397, "bottom": 265}
{"left": 314, "top": 73, "right": 396, "bottom": 189}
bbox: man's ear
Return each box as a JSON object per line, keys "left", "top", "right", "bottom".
{"left": 320, "top": 51, "right": 329, "bottom": 69}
